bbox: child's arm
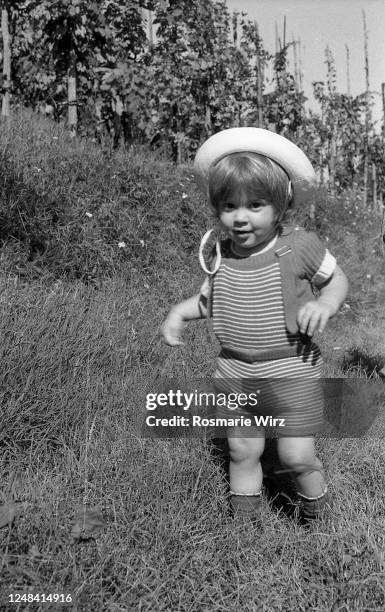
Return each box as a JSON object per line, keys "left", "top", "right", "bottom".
{"left": 297, "top": 265, "right": 348, "bottom": 336}
{"left": 161, "top": 293, "right": 207, "bottom": 346}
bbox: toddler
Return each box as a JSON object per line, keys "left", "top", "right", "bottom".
{"left": 161, "top": 128, "right": 348, "bottom": 524}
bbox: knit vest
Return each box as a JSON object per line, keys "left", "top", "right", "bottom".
{"left": 200, "top": 225, "right": 315, "bottom": 337}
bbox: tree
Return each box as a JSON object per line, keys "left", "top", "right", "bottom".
{"left": 12, "top": 0, "right": 114, "bottom": 135}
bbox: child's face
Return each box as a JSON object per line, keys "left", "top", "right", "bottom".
{"left": 218, "top": 188, "right": 278, "bottom": 253}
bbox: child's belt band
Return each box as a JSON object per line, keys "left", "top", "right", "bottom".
{"left": 220, "top": 343, "right": 315, "bottom": 363}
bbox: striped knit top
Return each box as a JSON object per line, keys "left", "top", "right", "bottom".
{"left": 200, "top": 226, "right": 336, "bottom": 379}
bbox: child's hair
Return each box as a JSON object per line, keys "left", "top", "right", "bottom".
{"left": 208, "top": 152, "right": 292, "bottom": 222}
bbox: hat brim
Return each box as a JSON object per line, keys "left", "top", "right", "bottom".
{"left": 193, "top": 127, "right": 317, "bottom": 205}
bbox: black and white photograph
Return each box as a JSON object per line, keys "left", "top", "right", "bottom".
{"left": 0, "top": 0, "right": 384, "bottom": 610}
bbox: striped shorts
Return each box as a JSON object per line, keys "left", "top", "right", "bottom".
{"left": 212, "top": 352, "right": 324, "bottom": 437}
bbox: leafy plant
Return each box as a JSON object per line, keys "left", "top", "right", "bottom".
{"left": 1, "top": 0, "right": 382, "bottom": 192}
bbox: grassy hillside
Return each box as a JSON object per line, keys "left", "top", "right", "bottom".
{"left": 0, "top": 110, "right": 384, "bottom": 611}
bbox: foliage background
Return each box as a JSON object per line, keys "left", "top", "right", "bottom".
{"left": 1, "top": 0, "right": 382, "bottom": 195}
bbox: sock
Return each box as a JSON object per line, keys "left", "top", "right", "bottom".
{"left": 230, "top": 491, "right": 262, "bottom": 521}
{"left": 298, "top": 487, "right": 329, "bottom": 522}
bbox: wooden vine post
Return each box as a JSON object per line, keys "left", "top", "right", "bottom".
{"left": 254, "top": 21, "right": 263, "bottom": 128}
{"left": 232, "top": 11, "right": 238, "bottom": 46}
{"left": 68, "top": 38, "right": 78, "bottom": 137}
{"left": 325, "top": 46, "right": 337, "bottom": 194}
{"left": 345, "top": 44, "right": 351, "bottom": 96}
{"left": 362, "top": 9, "right": 370, "bottom": 208}
{"left": 292, "top": 34, "right": 298, "bottom": 90}
{"left": 148, "top": 8, "right": 154, "bottom": 46}
{"left": 1, "top": 0, "right": 11, "bottom": 119}
{"left": 232, "top": 11, "right": 240, "bottom": 126}
{"left": 297, "top": 38, "right": 303, "bottom": 91}
{"left": 380, "top": 192, "right": 385, "bottom": 255}
{"left": 372, "top": 163, "right": 377, "bottom": 209}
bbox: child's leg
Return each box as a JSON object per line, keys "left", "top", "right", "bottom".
{"left": 277, "top": 436, "right": 328, "bottom": 520}
{"left": 227, "top": 427, "right": 265, "bottom": 519}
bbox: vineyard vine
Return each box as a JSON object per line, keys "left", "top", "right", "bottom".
{"left": 1, "top": 0, "right": 384, "bottom": 196}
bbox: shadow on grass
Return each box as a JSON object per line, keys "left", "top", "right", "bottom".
{"left": 341, "top": 348, "right": 384, "bottom": 377}
{"left": 207, "top": 437, "right": 299, "bottom": 520}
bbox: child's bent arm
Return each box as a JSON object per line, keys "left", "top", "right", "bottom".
{"left": 317, "top": 265, "right": 348, "bottom": 314}
{"left": 297, "top": 265, "right": 348, "bottom": 336}
{"left": 161, "top": 293, "right": 206, "bottom": 346}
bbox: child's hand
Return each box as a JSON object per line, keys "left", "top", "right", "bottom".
{"left": 160, "top": 309, "right": 185, "bottom": 346}
{"left": 297, "top": 299, "right": 336, "bottom": 336}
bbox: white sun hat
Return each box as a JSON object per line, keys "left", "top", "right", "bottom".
{"left": 193, "top": 127, "right": 317, "bottom": 205}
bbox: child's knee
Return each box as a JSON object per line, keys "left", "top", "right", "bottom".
{"left": 277, "top": 438, "right": 321, "bottom": 473}
{"left": 228, "top": 435, "right": 264, "bottom": 464}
